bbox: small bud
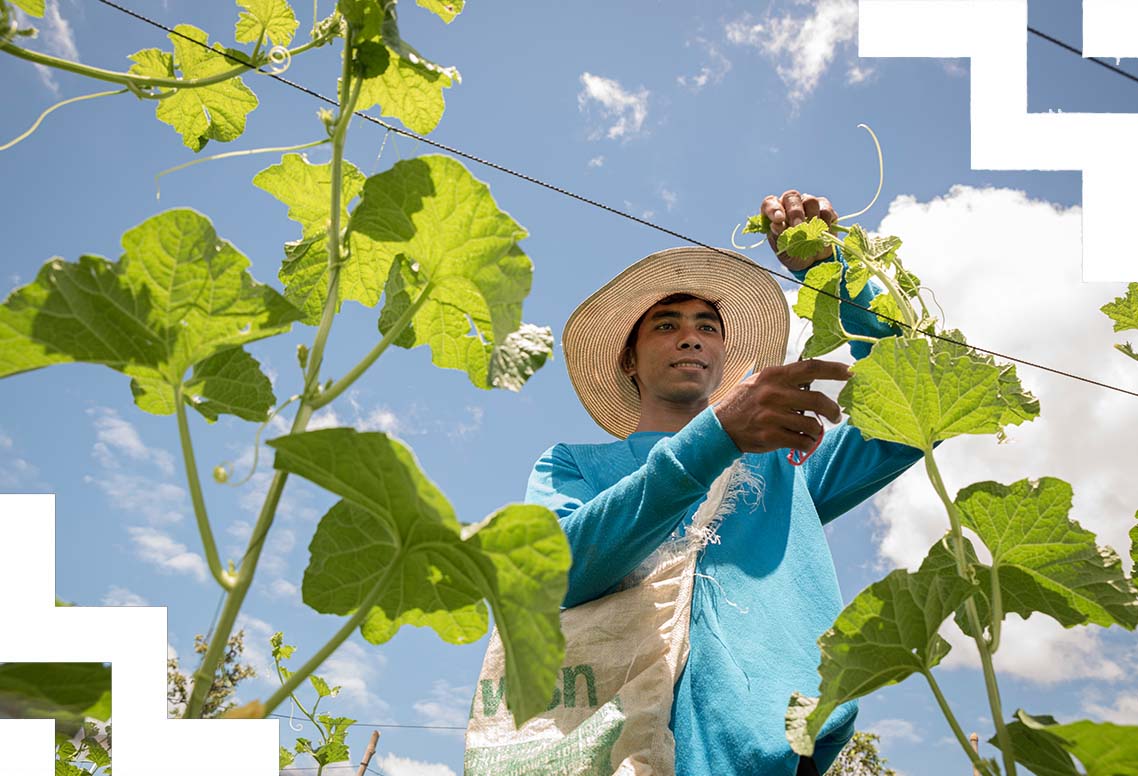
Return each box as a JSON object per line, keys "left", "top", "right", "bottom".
{"left": 212, "top": 465, "right": 229, "bottom": 484}
{"left": 297, "top": 343, "right": 310, "bottom": 371}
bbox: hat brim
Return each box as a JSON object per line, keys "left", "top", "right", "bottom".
{"left": 563, "top": 246, "right": 790, "bottom": 439}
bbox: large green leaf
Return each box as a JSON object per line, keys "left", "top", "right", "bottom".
{"left": 129, "top": 25, "right": 259, "bottom": 151}
{"left": 1005, "top": 711, "right": 1138, "bottom": 776}
{"left": 234, "top": 0, "right": 298, "bottom": 46}
{"left": 415, "top": 0, "right": 463, "bottom": 23}
{"left": 786, "top": 537, "right": 976, "bottom": 756}
{"left": 792, "top": 261, "right": 847, "bottom": 359}
{"left": 1102, "top": 282, "right": 1138, "bottom": 363}
{"left": 0, "top": 663, "right": 111, "bottom": 741}
{"left": 252, "top": 153, "right": 374, "bottom": 323}
{"left": 10, "top": 0, "right": 44, "bottom": 16}
{"left": 0, "top": 209, "right": 298, "bottom": 420}
{"left": 997, "top": 713, "right": 1079, "bottom": 776}
{"left": 268, "top": 428, "right": 569, "bottom": 726}
{"left": 956, "top": 478, "right": 1138, "bottom": 632}
{"left": 777, "top": 217, "right": 829, "bottom": 261}
{"left": 354, "top": 156, "right": 550, "bottom": 389}
{"left": 840, "top": 335, "right": 1039, "bottom": 450}
{"left": 343, "top": 0, "right": 458, "bottom": 134}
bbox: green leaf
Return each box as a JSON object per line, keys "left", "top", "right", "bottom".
{"left": 279, "top": 746, "right": 296, "bottom": 770}
{"left": 0, "top": 663, "right": 112, "bottom": 740}
{"left": 489, "top": 323, "right": 554, "bottom": 392}
{"left": 355, "top": 156, "right": 548, "bottom": 390}
{"left": 309, "top": 675, "right": 333, "bottom": 698}
{"left": 0, "top": 209, "right": 300, "bottom": 420}
{"left": 792, "top": 261, "right": 847, "bottom": 359}
{"left": 868, "top": 293, "right": 904, "bottom": 327}
{"left": 10, "top": 0, "right": 44, "bottom": 16}
{"left": 269, "top": 428, "right": 570, "bottom": 726}
{"left": 896, "top": 267, "right": 921, "bottom": 298}
{"left": 270, "top": 631, "right": 295, "bottom": 662}
{"left": 253, "top": 153, "right": 372, "bottom": 324}
{"left": 777, "top": 217, "right": 829, "bottom": 261}
{"left": 839, "top": 335, "right": 1039, "bottom": 450}
{"left": 843, "top": 260, "right": 870, "bottom": 299}
{"left": 956, "top": 478, "right": 1138, "bottom": 630}
{"left": 235, "top": 0, "right": 298, "bottom": 46}
{"left": 997, "top": 713, "right": 1080, "bottom": 776}
{"left": 128, "top": 25, "right": 259, "bottom": 151}
{"left": 1009, "top": 711, "right": 1138, "bottom": 776}
{"left": 838, "top": 226, "right": 902, "bottom": 269}
{"left": 131, "top": 346, "right": 276, "bottom": 423}
{"left": 1131, "top": 510, "right": 1137, "bottom": 571}
{"left": 348, "top": 0, "right": 458, "bottom": 134}
{"left": 415, "top": 0, "right": 464, "bottom": 23}
{"left": 741, "top": 213, "right": 771, "bottom": 235}
{"left": 1102, "top": 282, "right": 1138, "bottom": 361}
{"left": 786, "top": 537, "right": 976, "bottom": 756}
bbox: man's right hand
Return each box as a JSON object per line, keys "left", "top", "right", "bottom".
{"left": 713, "top": 359, "right": 851, "bottom": 455}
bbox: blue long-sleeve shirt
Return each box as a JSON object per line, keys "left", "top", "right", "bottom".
{"left": 525, "top": 251, "right": 925, "bottom": 775}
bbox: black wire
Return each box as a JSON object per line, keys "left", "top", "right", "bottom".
{"left": 1028, "top": 26, "right": 1138, "bottom": 87}
{"left": 84, "top": 0, "right": 1138, "bottom": 402}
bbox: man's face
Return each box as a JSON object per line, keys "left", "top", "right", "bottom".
{"left": 623, "top": 297, "right": 726, "bottom": 407}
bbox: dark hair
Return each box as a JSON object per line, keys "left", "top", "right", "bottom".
{"left": 619, "top": 293, "right": 725, "bottom": 394}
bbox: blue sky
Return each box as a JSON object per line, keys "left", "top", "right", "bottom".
{"left": 2, "top": 1, "right": 1137, "bottom": 774}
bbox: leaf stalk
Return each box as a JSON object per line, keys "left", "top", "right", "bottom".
{"left": 174, "top": 385, "right": 235, "bottom": 591}
{"left": 185, "top": 28, "right": 364, "bottom": 719}
{"left": 923, "top": 669, "right": 995, "bottom": 776}
{"left": 924, "top": 450, "right": 1018, "bottom": 776}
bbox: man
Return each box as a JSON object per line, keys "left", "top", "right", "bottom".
{"left": 525, "top": 191, "right": 926, "bottom": 775}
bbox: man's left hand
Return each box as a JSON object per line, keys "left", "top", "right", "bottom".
{"left": 761, "top": 190, "right": 838, "bottom": 272}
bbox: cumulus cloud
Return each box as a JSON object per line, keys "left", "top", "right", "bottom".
{"left": 577, "top": 72, "right": 649, "bottom": 140}
{"left": 413, "top": 679, "right": 474, "bottom": 738}
{"left": 126, "top": 526, "right": 207, "bottom": 582}
{"left": 588, "top": 155, "right": 605, "bottom": 168}
{"left": 89, "top": 406, "right": 175, "bottom": 475}
{"left": 797, "top": 185, "right": 1138, "bottom": 684}
{"left": 676, "top": 37, "right": 731, "bottom": 91}
{"left": 867, "top": 717, "right": 922, "bottom": 744}
{"left": 1083, "top": 690, "right": 1138, "bottom": 724}
{"left": 726, "top": 0, "right": 860, "bottom": 104}
{"left": 660, "top": 187, "right": 679, "bottom": 212}
{"left": 14, "top": 0, "right": 80, "bottom": 94}
{"left": 375, "top": 753, "right": 457, "bottom": 776}
{"left": 101, "top": 585, "right": 148, "bottom": 606}
{"left": 939, "top": 614, "right": 1125, "bottom": 684}
{"left": 320, "top": 640, "right": 389, "bottom": 709}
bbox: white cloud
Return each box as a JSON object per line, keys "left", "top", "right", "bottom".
{"left": 234, "top": 612, "right": 277, "bottom": 682}
{"left": 359, "top": 405, "right": 403, "bottom": 435}
{"left": 413, "top": 679, "right": 474, "bottom": 737}
{"left": 862, "top": 186, "right": 1137, "bottom": 578}
{"left": 101, "top": 585, "right": 148, "bottom": 606}
{"left": 867, "top": 717, "right": 921, "bottom": 744}
{"left": 587, "top": 155, "right": 605, "bottom": 168}
{"left": 577, "top": 72, "right": 649, "bottom": 140}
{"left": 0, "top": 455, "right": 39, "bottom": 489}
{"left": 846, "top": 63, "right": 876, "bottom": 85}
{"left": 15, "top": 0, "right": 79, "bottom": 94}
{"left": 307, "top": 407, "right": 344, "bottom": 431}
{"left": 375, "top": 753, "right": 457, "bottom": 776}
{"left": 677, "top": 37, "right": 731, "bottom": 91}
{"left": 0, "top": 428, "right": 12, "bottom": 449}
{"left": 448, "top": 405, "right": 484, "bottom": 439}
{"left": 725, "top": 14, "right": 764, "bottom": 47}
{"left": 126, "top": 526, "right": 208, "bottom": 582}
{"left": 89, "top": 406, "right": 175, "bottom": 475}
{"left": 320, "top": 640, "right": 389, "bottom": 708}
{"left": 660, "top": 188, "right": 679, "bottom": 212}
{"left": 1084, "top": 690, "right": 1138, "bottom": 724}
{"left": 87, "top": 471, "right": 187, "bottom": 525}
{"left": 266, "top": 578, "right": 298, "bottom": 598}
{"left": 727, "top": 0, "right": 859, "bottom": 104}
{"left": 940, "top": 614, "right": 1125, "bottom": 684}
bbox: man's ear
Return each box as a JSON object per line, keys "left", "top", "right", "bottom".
{"left": 619, "top": 347, "right": 636, "bottom": 377}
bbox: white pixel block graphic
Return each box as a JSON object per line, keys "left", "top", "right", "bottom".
{"left": 859, "top": 0, "right": 1138, "bottom": 282}
{"left": 0, "top": 495, "right": 278, "bottom": 775}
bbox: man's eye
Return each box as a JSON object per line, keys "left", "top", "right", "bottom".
{"left": 657, "top": 323, "right": 674, "bottom": 330}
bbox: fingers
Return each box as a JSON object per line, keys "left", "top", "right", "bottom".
{"left": 786, "top": 358, "right": 852, "bottom": 384}
{"left": 791, "top": 390, "right": 842, "bottom": 425}
{"left": 781, "top": 189, "right": 805, "bottom": 229}
{"left": 802, "top": 194, "right": 839, "bottom": 226}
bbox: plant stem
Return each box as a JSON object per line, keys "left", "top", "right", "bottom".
{"left": 262, "top": 561, "right": 398, "bottom": 714}
{"left": 989, "top": 564, "right": 1003, "bottom": 653}
{"left": 155, "top": 138, "right": 330, "bottom": 200}
{"left": 862, "top": 255, "right": 917, "bottom": 333}
{"left": 924, "top": 450, "right": 1018, "bottom": 776}
{"left": 310, "top": 280, "right": 435, "bottom": 409}
{"left": 184, "top": 29, "right": 362, "bottom": 719}
{"left": 1, "top": 88, "right": 127, "bottom": 152}
{"left": 923, "top": 669, "right": 992, "bottom": 776}
{"left": 0, "top": 36, "right": 325, "bottom": 92}
{"left": 175, "top": 386, "right": 234, "bottom": 591}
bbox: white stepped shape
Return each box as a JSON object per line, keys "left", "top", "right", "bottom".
{"left": 0, "top": 495, "right": 278, "bottom": 775}
{"left": 859, "top": 0, "right": 1138, "bottom": 282}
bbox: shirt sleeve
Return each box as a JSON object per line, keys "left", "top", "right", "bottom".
{"left": 525, "top": 407, "right": 741, "bottom": 607}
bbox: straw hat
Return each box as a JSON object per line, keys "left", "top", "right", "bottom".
{"left": 563, "top": 246, "right": 790, "bottom": 439}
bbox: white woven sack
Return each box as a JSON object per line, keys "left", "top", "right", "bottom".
{"left": 464, "top": 461, "right": 749, "bottom": 776}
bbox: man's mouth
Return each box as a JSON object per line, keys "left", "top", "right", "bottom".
{"left": 671, "top": 360, "right": 707, "bottom": 369}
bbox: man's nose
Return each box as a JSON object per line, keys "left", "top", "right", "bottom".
{"left": 679, "top": 337, "right": 702, "bottom": 350}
